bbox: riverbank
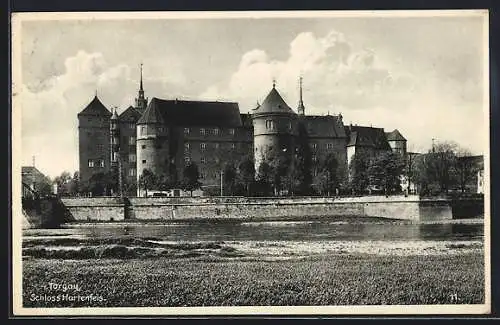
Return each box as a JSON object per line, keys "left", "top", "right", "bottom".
{"left": 23, "top": 252, "right": 484, "bottom": 307}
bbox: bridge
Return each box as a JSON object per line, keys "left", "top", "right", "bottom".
{"left": 22, "top": 182, "right": 68, "bottom": 228}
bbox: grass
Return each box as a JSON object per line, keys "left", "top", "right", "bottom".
{"left": 23, "top": 253, "right": 484, "bottom": 307}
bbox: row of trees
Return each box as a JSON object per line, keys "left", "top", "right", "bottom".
{"left": 46, "top": 140, "right": 480, "bottom": 198}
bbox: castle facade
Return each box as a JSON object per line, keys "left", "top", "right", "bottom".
{"left": 77, "top": 68, "right": 407, "bottom": 196}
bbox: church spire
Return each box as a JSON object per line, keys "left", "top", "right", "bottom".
{"left": 135, "top": 63, "right": 148, "bottom": 111}
{"left": 140, "top": 62, "right": 144, "bottom": 92}
{"left": 297, "top": 76, "right": 305, "bottom": 116}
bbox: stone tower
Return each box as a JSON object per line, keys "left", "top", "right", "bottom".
{"left": 250, "top": 82, "right": 298, "bottom": 174}
{"left": 386, "top": 129, "right": 407, "bottom": 156}
{"left": 135, "top": 63, "right": 148, "bottom": 111}
{"left": 77, "top": 94, "right": 112, "bottom": 185}
{"left": 136, "top": 99, "right": 169, "bottom": 196}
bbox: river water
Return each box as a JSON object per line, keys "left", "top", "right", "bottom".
{"left": 23, "top": 218, "right": 484, "bottom": 243}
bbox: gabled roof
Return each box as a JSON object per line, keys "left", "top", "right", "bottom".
{"left": 119, "top": 105, "right": 143, "bottom": 122}
{"left": 345, "top": 125, "right": 392, "bottom": 150}
{"left": 252, "top": 87, "right": 296, "bottom": 115}
{"left": 303, "top": 115, "right": 347, "bottom": 138}
{"left": 77, "top": 95, "right": 111, "bottom": 117}
{"left": 385, "top": 129, "right": 406, "bottom": 141}
{"left": 140, "top": 97, "right": 242, "bottom": 127}
{"left": 137, "top": 100, "right": 165, "bottom": 125}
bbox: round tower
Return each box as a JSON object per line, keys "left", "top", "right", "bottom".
{"left": 136, "top": 99, "right": 168, "bottom": 196}
{"left": 110, "top": 108, "right": 120, "bottom": 166}
{"left": 250, "top": 82, "right": 298, "bottom": 174}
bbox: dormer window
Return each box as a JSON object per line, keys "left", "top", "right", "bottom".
{"left": 213, "top": 128, "right": 220, "bottom": 135}
{"left": 229, "top": 128, "right": 235, "bottom": 135}
{"left": 200, "top": 128, "right": 206, "bottom": 136}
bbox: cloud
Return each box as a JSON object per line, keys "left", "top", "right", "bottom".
{"left": 200, "top": 29, "right": 485, "bottom": 155}
{"left": 20, "top": 51, "right": 134, "bottom": 178}
{"left": 201, "top": 30, "right": 410, "bottom": 113}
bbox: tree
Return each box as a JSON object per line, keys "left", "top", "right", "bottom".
{"left": 68, "top": 171, "right": 80, "bottom": 196}
{"left": 367, "top": 151, "right": 405, "bottom": 194}
{"left": 292, "top": 122, "right": 313, "bottom": 195}
{"left": 238, "top": 155, "right": 255, "bottom": 196}
{"left": 256, "top": 160, "right": 273, "bottom": 196}
{"left": 138, "top": 169, "right": 157, "bottom": 197}
{"left": 318, "top": 153, "right": 339, "bottom": 196}
{"left": 349, "top": 150, "right": 371, "bottom": 194}
{"left": 455, "top": 148, "right": 478, "bottom": 193}
{"left": 222, "top": 163, "right": 237, "bottom": 196}
{"left": 54, "top": 171, "right": 72, "bottom": 196}
{"left": 181, "top": 162, "right": 202, "bottom": 196}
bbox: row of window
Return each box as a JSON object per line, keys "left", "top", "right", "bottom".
{"left": 265, "top": 120, "right": 293, "bottom": 131}
{"left": 88, "top": 159, "right": 105, "bottom": 168}
{"left": 311, "top": 143, "right": 336, "bottom": 150}
{"left": 184, "top": 128, "right": 235, "bottom": 136}
{"left": 185, "top": 142, "right": 243, "bottom": 151}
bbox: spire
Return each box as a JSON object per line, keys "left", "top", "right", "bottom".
{"left": 140, "top": 62, "right": 144, "bottom": 91}
{"left": 297, "top": 76, "right": 305, "bottom": 116}
{"left": 272, "top": 78, "right": 276, "bottom": 89}
{"left": 135, "top": 63, "right": 148, "bottom": 110}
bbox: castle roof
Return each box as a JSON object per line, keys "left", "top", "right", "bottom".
{"left": 345, "top": 125, "right": 392, "bottom": 150}
{"left": 141, "top": 97, "right": 242, "bottom": 127}
{"left": 303, "top": 115, "right": 347, "bottom": 138}
{"left": 77, "top": 95, "right": 111, "bottom": 117}
{"left": 119, "top": 105, "right": 143, "bottom": 122}
{"left": 385, "top": 129, "right": 406, "bottom": 141}
{"left": 137, "top": 99, "right": 165, "bottom": 125}
{"left": 252, "top": 86, "right": 295, "bottom": 115}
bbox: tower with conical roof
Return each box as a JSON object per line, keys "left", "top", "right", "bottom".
{"left": 136, "top": 99, "right": 169, "bottom": 196}
{"left": 250, "top": 82, "right": 298, "bottom": 176}
{"left": 77, "top": 94, "right": 112, "bottom": 185}
{"left": 135, "top": 63, "right": 148, "bottom": 111}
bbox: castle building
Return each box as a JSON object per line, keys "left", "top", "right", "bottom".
{"left": 78, "top": 67, "right": 407, "bottom": 196}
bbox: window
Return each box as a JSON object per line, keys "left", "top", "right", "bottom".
{"left": 97, "top": 160, "right": 105, "bottom": 168}
{"left": 215, "top": 157, "right": 220, "bottom": 164}
{"left": 129, "top": 154, "right": 136, "bottom": 163}
{"left": 88, "top": 159, "right": 94, "bottom": 168}
{"left": 288, "top": 121, "right": 292, "bottom": 130}
{"left": 327, "top": 143, "right": 334, "bottom": 149}
{"left": 141, "top": 159, "right": 147, "bottom": 164}
{"left": 128, "top": 168, "right": 136, "bottom": 177}
{"left": 129, "top": 123, "right": 135, "bottom": 130}
{"left": 184, "top": 156, "right": 190, "bottom": 163}
{"left": 142, "top": 145, "right": 146, "bottom": 149}
{"left": 201, "top": 157, "right": 206, "bottom": 164}
{"left": 231, "top": 143, "right": 236, "bottom": 150}
{"left": 184, "top": 127, "right": 190, "bottom": 135}
{"left": 97, "top": 144, "right": 104, "bottom": 152}
{"left": 213, "top": 128, "right": 220, "bottom": 135}
{"left": 200, "top": 128, "right": 206, "bottom": 136}
{"left": 214, "top": 143, "right": 219, "bottom": 149}
{"left": 129, "top": 136, "right": 136, "bottom": 145}
{"left": 184, "top": 142, "right": 190, "bottom": 151}
{"left": 312, "top": 143, "right": 317, "bottom": 150}
{"left": 313, "top": 169, "right": 318, "bottom": 177}
{"left": 113, "top": 152, "right": 118, "bottom": 162}
{"left": 158, "top": 126, "right": 165, "bottom": 133}
{"left": 265, "top": 120, "right": 274, "bottom": 130}
{"left": 312, "top": 155, "right": 317, "bottom": 163}
{"left": 200, "top": 143, "right": 206, "bottom": 150}
{"left": 229, "top": 128, "right": 235, "bottom": 135}
{"left": 140, "top": 126, "right": 146, "bottom": 135}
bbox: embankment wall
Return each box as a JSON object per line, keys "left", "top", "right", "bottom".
{"left": 59, "top": 195, "right": 458, "bottom": 222}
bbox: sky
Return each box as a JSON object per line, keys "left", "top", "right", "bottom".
{"left": 15, "top": 11, "right": 488, "bottom": 179}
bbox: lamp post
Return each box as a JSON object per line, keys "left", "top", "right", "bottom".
{"left": 220, "top": 169, "right": 224, "bottom": 197}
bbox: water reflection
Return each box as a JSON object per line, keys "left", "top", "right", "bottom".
{"left": 24, "top": 220, "right": 483, "bottom": 243}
